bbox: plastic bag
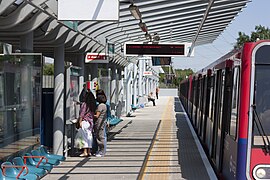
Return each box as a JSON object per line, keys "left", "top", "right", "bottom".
{"left": 74, "top": 129, "right": 84, "bottom": 149}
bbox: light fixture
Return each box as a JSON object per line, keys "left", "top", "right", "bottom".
{"left": 139, "top": 21, "right": 148, "bottom": 32}
{"left": 129, "top": 4, "right": 141, "bottom": 20}
{"left": 153, "top": 35, "right": 160, "bottom": 42}
{"left": 145, "top": 33, "right": 152, "bottom": 40}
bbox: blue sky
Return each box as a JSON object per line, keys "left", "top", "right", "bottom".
{"left": 172, "top": 0, "right": 270, "bottom": 71}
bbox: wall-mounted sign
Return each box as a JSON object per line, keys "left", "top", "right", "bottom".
{"left": 124, "top": 42, "right": 192, "bottom": 57}
{"left": 152, "top": 57, "right": 171, "bottom": 66}
{"left": 85, "top": 53, "right": 109, "bottom": 63}
{"left": 143, "top": 71, "right": 153, "bottom": 76}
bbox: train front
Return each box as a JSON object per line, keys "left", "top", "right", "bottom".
{"left": 245, "top": 40, "right": 270, "bottom": 180}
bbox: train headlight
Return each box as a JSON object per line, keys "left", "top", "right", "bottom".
{"left": 253, "top": 165, "right": 270, "bottom": 179}
{"left": 256, "top": 168, "right": 266, "bottom": 178}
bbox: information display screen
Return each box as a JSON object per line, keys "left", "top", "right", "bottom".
{"left": 124, "top": 43, "right": 185, "bottom": 57}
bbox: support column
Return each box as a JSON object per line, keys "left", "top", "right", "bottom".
{"left": 124, "top": 65, "right": 132, "bottom": 115}
{"left": 77, "top": 54, "right": 85, "bottom": 93}
{"left": 110, "top": 64, "right": 117, "bottom": 115}
{"left": 146, "top": 77, "right": 149, "bottom": 95}
{"left": 116, "top": 67, "right": 123, "bottom": 117}
{"left": 90, "top": 63, "right": 98, "bottom": 94}
{"left": 138, "top": 58, "right": 143, "bottom": 96}
{"left": 142, "top": 60, "right": 146, "bottom": 95}
{"left": 53, "top": 45, "right": 65, "bottom": 155}
{"left": 20, "top": 32, "right": 33, "bottom": 52}
{"left": 133, "top": 63, "right": 138, "bottom": 105}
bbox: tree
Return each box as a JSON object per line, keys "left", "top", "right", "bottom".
{"left": 234, "top": 25, "right": 270, "bottom": 49}
{"left": 43, "top": 64, "right": 54, "bottom": 75}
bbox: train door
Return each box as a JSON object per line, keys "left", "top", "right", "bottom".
{"left": 192, "top": 79, "right": 198, "bottom": 126}
{"left": 207, "top": 75, "right": 215, "bottom": 154}
{"left": 211, "top": 70, "right": 224, "bottom": 167}
{"left": 202, "top": 74, "right": 210, "bottom": 143}
{"left": 222, "top": 66, "right": 239, "bottom": 179}
{"left": 190, "top": 77, "right": 195, "bottom": 121}
{"left": 218, "top": 67, "right": 233, "bottom": 173}
{"left": 199, "top": 76, "right": 206, "bottom": 138}
{"left": 196, "top": 76, "right": 202, "bottom": 130}
{"left": 188, "top": 77, "right": 193, "bottom": 117}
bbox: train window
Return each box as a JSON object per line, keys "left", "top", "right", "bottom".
{"left": 255, "top": 45, "right": 270, "bottom": 64}
{"left": 212, "top": 74, "right": 217, "bottom": 121}
{"left": 253, "top": 65, "right": 270, "bottom": 145}
{"left": 218, "top": 71, "right": 225, "bottom": 129}
{"left": 208, "top": 76, "right": 214, "bottom": 120}
{"left": 230, "top": 67, "right": 240, "bottom": 139}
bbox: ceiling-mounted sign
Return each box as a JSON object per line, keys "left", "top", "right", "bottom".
{"left": 124, "top": 42, "right": 193, "bottom": 57}
{"left": 85, "top": 53, "right": 109, "bottom": 63}
{"left": 58, "top": 0, "right": 119, "bottom": 21}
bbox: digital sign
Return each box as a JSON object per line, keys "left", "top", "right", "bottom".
{"left": 152, "top": 57, "right": 171, "bottom": 66}
{"left": 124, "top": 43, "right": 189, "bottom": 57}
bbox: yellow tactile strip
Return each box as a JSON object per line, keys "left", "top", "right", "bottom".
{"left": 142, "top": 97, "right": 181, "bottom": 180}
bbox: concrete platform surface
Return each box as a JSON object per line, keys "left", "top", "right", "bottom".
{"left": 42, "top": 96, "right": 217, "bottom": 180}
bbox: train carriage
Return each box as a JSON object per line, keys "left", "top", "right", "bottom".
{"left": 179, "top": 40, "right": 270, "bottom": 180}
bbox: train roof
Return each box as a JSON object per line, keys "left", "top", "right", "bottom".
{"left": 196, "top": 48, "right": 241, "bottom": 75}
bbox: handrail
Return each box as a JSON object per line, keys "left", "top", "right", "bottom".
{"left": 1, "top": 164, "right": 29, "bottom": 179}
{"left": 23, "top": 155, "right": 48, "bottom": 168}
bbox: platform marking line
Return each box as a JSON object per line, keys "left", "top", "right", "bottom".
{"left": 142, "top": 97, "right": 178, "bottom": 180}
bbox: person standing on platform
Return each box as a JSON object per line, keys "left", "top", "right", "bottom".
{"left": 156, "top": 87, "right": 160, "bottom": 99}
{"left": 78, "top": 91, "right": 97, "bottom": 157}
{"left": 94, "top": 90, "right": 107, "bottom": 157}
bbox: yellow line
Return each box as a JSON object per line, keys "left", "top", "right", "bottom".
{"left": 141, "top": 97, "right": 173, "bottom": 180}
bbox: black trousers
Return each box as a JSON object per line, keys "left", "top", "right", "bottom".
{"left": 148, "top": 98, "right": 156, "bottom": 106}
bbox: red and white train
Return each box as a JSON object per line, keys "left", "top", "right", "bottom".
{"left": 179, "top": 40, "right": 270, "bottom": 180}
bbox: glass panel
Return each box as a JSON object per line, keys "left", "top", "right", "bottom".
{"left": 253, "top": 65, "right": 270, "bottom": 145}
{"left": 0, "top": 54, "right": 42, "bottom": 160}
{"left": 230, "top": 67, "right": 240, "bottom": 139}
{"left": 255, "top": 45, "right": 270, "bottom": 64}
{"left": 218, "top": 71, "right": 225, "bottom": 129}
{"left": 208, "top": 76, "right": 213, "bottom": 119}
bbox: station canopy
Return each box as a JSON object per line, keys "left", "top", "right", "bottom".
{"left": 0, "top": 0, "right": 250, "bottom": 66}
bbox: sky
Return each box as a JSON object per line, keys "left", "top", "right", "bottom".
{"left": 172, "top": 0, "right": 270, "bottom": 71}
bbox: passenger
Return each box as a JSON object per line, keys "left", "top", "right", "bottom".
{"left": 148, "top": 92, "right": 156, "bottom": 106}
{"left": 156, "top": 87, "right": 160, "bottom": 99}
{"left": 94, "top": 89, "right": 107, "bottom": 157}
{"left": 78, "top": 91, "right": 97, "bottom": 157}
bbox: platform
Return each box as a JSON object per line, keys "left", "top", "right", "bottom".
{"left": 42, "top": 96, "right": 217, "bottom": 180}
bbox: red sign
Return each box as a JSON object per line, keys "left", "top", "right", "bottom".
{"left": 85, "top": 53, "right": 108, "bottom": 63}
{"left": 143, "top": 71, "right": 153, "bottom": 76}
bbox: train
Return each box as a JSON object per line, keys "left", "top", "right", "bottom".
{"left": 179, "top": 40, "right": 270, "bottom": 180}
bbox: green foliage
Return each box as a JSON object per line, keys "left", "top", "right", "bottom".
{"left": 175, "top": 68, "right": 194, "bottom": 84}
{"left": 43, "top": 64, "right": 54, "bottom": 75}
{"left": 159, "top": 68, "right": 194, "bottom": 88}
{"left": 235, "top": 25, "right": 270, "bottom": 49}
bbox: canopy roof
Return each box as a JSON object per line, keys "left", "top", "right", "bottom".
{"left": 0, "top": 0, "right": 250, "bottom": 66}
